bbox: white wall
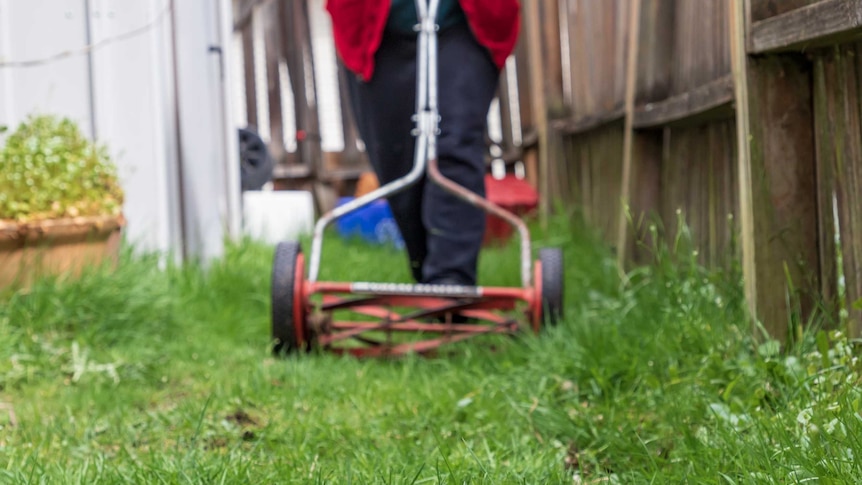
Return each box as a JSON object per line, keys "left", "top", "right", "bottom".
{"left": 0, "top": 0, "right": 240, "bottom": 262}
{"left": 170, "top": 0, "right": 241, "bottom": 261}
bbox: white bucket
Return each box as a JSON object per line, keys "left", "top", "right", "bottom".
{"left": 242, "top": 190, "right": 315, "bottom": 244}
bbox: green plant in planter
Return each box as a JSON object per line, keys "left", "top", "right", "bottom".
{"left": 0, "top": 114, "right": 124, "bottom": 223}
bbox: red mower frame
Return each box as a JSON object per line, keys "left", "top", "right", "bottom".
{"left": 270, "top": 0, "right": 564, "bottom": 357}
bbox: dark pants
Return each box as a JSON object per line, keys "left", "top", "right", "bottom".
{"left": 346, "top": 23, "right": 499, "bottom": 285}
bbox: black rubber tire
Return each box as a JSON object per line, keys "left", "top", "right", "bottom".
{"left": 539, "top": 247, "right": 564, "bottom": 326}
{"left": 271, "top": 241, "right": 302, "bottom": 355}
{"left": 238, "top": 127, "right": 274, "bottom": 191}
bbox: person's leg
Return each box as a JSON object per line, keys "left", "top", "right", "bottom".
{"left": 345, "top": 32, "right": 427, "bottom": 282}
{"left": 421, "top": 24, "right": 499, "bottom": 285}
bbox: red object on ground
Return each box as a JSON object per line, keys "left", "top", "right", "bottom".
{"left": 325, "top": 0, "right": 521, "bottom": 81}
{"left": 483, "top": 174, "right": 538, "bottom": 245}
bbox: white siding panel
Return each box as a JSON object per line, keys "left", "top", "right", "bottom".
{"left": 87, "top": 0, "right": 181, "bottom": 255}
{"left": 0, "top": 0, "right": 94, "bottom": 136}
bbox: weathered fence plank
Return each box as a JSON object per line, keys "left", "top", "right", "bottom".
{"left": 552, "top": 108, "right": 625, "bottom": 136}
{"left": 540, "top": 0, "right": 565, "bottom": 116}
{"left": 635, "top": 0, "right": 674, "bottom": 102}
{"left": 750, "top": 0, "right": 823, "bottom": 21}
{"left": 840, "top": 42, "right": 862, "bottom": 335}
{"left": 565, "top": 0, "right": 629, "bottom": 121}
{"left": 660, "top": 122, "right": 737, "bottom": 268}
{"left": 563, "top": 123, "right": 625, "bottom": 242}
{"left": 812, "top": 54, "right": 840, "bottom": 321}
{"left": 739, "top": 53, "right": 820, "bottom": 340}
{"left": 671, "top": 0, "right": 730, "bottom": 95}
{"left": 626, "top": 132, "right": 663, "bottom": 263}
{"left": 623, "top": 0, "right": 673, "bottom": 264}
{"left": 842, "top": 42, "right": 862, "bottom": 335}
{"left": 263, "top": 0, "right": 286, "bottom": 164}
{"left": 280, "top": 0, "right": 329, "bottom": 207}
{"left": 240, "top": 23, "right": 257, "bottom": 130}
{"left": 750, "top": 0, "right": 862, "bottom": 54}
{"left": 234, "top": 0, "right": 264, "bottom": 30}
{"left": 633, "top": 74, "right": 734, "bottom": 129}
{"left": 814, "top": 43, "right": 862, "bottom": 335}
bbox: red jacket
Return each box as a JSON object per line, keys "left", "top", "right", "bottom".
{"left": 326, "top": 0, "right": 521, "bottom": 81}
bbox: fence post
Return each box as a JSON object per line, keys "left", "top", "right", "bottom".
{"left": 281, "top": 0, "right": 331, "bottom": 212}
{"left": 524, "top": 0, "right": 551, "bottom": 223}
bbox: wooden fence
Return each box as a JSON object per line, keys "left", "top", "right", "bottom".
{"left": 531, "top": 0, "right": 862, "bottom": 341}
{"left": 231, "top": 0, "right": 862, "bottom": 342}
{"left": 232, "top": 0, "right": 356, "bottom": 212}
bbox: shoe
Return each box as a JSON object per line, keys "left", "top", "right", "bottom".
{"left": 447, "top": 313, "right": 472, "bottom": 324}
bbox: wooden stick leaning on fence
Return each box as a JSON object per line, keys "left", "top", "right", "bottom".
{"left": 616, "top": 0, "right": 643, "bottom": 272}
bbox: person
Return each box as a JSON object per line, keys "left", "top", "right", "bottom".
{"left": 326, "top": 0, "right": 521, "bottom": 288}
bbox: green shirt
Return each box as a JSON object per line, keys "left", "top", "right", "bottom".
{"left": 386, "top": 0, "right": 465, "bottom": 34}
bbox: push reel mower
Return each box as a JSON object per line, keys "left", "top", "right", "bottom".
{"left": 270, "top": 0, "right": 564, "bottom": 357}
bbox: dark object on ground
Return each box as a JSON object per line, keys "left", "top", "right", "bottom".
{"left": 238, "top": 127, "right": 273, "bottom": 191}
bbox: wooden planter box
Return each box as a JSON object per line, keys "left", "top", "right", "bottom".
{"left": 0, "top": 215, "right": 124, "bottom": 289}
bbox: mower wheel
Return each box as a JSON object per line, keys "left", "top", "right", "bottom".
{"left": 271, "top": 241, "right": 305, "bottom": 355}
{"left": 539, "top": 247, "right": 564, "bottom": 326}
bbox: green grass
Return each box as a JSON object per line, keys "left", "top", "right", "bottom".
{"left": 2, "top": 213, "right": 862, "bottom": 483}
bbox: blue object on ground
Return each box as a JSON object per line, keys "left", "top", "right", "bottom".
{"left": 335, "top": 197, "right": 405, "bottom": 249}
